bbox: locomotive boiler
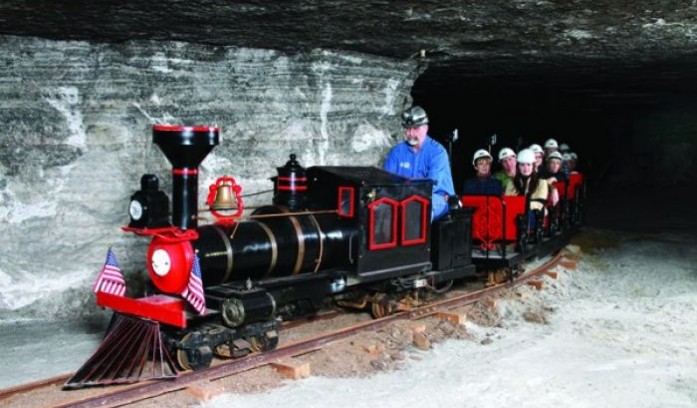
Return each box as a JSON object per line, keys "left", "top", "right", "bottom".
{"left": 67, "top": 125, "right": 476, "bottom": 387}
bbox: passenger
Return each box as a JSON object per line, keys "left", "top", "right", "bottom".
{"left": 504, "top": 148, "right": 549, "bottom": 212}
{"left": 493, "top": 147, "right": 517, "bottom": 191}
{"left": 567, "top": 152, "right": 578, "bottom": 172}
{"left": 561, "top": 152, "right": 572, "bottom": 177}
{"left": 540, "top": 151, "right": 568, "bottom": 183}
{"left": 540, "top": 151, "right": 566, "bottom": 206}
{"left": 543, "top": 138, "right": 559, "bottom": 155}
{"left": 529, "top": 144, "right": 545, "bottom": 171}
{"left": 383, "top": 105, "right": 455, "bottom": 221}
{"left": 462, "top": 149, "right": 503, "bottom": 196}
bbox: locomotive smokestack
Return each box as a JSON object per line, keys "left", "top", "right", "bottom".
{"left": 153, "top": 125, "right": 219, "bottom": 230}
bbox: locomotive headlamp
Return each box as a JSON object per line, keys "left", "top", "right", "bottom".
{"left": 128, "top": 174, "right": 170, "bottom": 229}
{"left": 151, "top": 249, "right": 172, "bottom": 277}
{"left": 129, "top": 200, "right": 144, "bottom": 221}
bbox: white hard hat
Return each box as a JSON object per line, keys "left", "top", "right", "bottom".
{"left": 569, "top": 152, "right": 578, "bottom": 160}
{"left": 562, "top": 153, "right": 572, "bottom": 162}
{"left": 544, "top": 139, "right": 558, "bottom": 149}
{"left": 498, "top": 147, "right": 516, "bottom": 161}
{"left": 529, "top": 144, "right": 544, "bottom": 154}
{"left": 559, "top": 143, "right": 570, "bottom": 152}
{"left": 472, "top": 149, "right": 492, "bottom": 166}
{"left": 546, "top": 151, "right": 563, "bottom": 162}
{"left": 517, "top": 149, "right": 536, "bottom": 165}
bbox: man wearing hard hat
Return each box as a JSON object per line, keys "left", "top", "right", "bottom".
{"left": 384, "top": 106, "right": 455, "bottom": 221}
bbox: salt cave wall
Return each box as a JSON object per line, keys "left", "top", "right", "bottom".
{"left": 0, "top": 35, "right": 420, "bottom": 320}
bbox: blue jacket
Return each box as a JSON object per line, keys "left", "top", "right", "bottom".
{"left": 384, "top": 136, "right": 455, "bottom": 221}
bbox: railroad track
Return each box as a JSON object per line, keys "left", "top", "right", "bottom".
{"left": 0, "top": 252, "right": 569, "bottom": 408}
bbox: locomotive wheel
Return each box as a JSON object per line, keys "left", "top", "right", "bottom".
{"left": 370, "top": 294, "right": 393, "bottom": 318}
{"left": 249, "top": 330, "right": 279, "bottom": 353}
{"left": 430, "top": 279, "right": 454, "bottom": 294}
{"left": 176, "top": 333, "right": 213, "bottom": 371}
{"left": 371, "top": 302, "right": 383, "bottom": 318}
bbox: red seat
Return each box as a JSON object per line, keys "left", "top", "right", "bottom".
{"left": 503, "top": 196, "right": 527, "bottom": 240}
{"left": 544, "top": 180, "right": 568, "bottom": 230}
{"left": 461, "top": 195, "right": 526, "bottom": 249}
{"left": 552, "top": 180, "right": 568, "bottom": 200}
{"left": 567, "top": 173, "right": 584, "bottom": 200}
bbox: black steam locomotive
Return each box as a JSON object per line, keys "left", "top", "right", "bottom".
{"left": 67, "top": 125, "right": 582, "bottom": 388}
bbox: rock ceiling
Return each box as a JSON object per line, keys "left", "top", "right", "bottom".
{"left": 2, "top": 1, "right": 697, "bottom": 99}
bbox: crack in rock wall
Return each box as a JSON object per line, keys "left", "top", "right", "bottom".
{"left": 0, "top": 35, "right": 420, "bottom": 320}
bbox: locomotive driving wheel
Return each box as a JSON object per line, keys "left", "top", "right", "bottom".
{"left": 249, "top": 330, "right": 279, "bottom": 353}
{"left": 370, "top": 294, "right": 394, "bottom": 318}
{"left": 176, "top": 332, "right": 213, "bottom": 371}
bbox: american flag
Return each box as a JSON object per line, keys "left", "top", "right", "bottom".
{"left": 92, "top": 248, "right": 127, "bottom": 297}
{"left": 181, "top": 254, "right": 206, "bottom": 315}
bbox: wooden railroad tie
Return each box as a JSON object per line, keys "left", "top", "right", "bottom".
{"left": 187, "top": 380, "right": 226, "bottom": 402}
{"left": 527, "top": 280, "right": 544, "bottom": 290}
{"left": 271, "top": 359, "right": 311, "bottom": 380}
{"left": 559, "top": 258, "right": 578, "bottom": 271}
{"left": 544, "top": 271, "right": 559, "bottom": 279}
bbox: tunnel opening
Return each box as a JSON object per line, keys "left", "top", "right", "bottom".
{"left": 412, "top": 57, "right": 697, "bottom": 191}
{"left": 411, "top": 56, "right": 697, "bottom": 232}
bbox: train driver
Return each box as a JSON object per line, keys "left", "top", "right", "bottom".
{"left": 383, "top": 106, "right": 455, "bottom": 222}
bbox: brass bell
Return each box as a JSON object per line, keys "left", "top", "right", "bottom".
{"left": 211, "top": 181, "right": 236, "bottom": 210}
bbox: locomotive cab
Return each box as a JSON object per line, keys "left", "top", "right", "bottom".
{"left": 306, "top": 166, "right": 433, "bottom": 283}
{"left": 305, "top": 166, "right": 476, "bottom": 290}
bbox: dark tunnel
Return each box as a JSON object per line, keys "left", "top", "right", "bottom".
{"left": 411, "top": 57, "right": 697, "bottom": 232}
{"left": 412, "top": 57, "right": 697, "bottom": 190}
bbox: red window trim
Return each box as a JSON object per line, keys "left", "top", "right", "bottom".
{"left": 368, "top": 197, "right": 399, "bottom": 250}
{"left": 400, "top": 195, "right": 429, "bottom": 246}
{"left": 337, "top": 186, "right": 355, "bottom": 218}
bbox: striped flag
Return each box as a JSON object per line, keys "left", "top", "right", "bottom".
{"left": 181, "top": 254, "right": 206, "bottom": 315}
{"left": 92, "top": 248, "right": 127, "bottom": 297}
